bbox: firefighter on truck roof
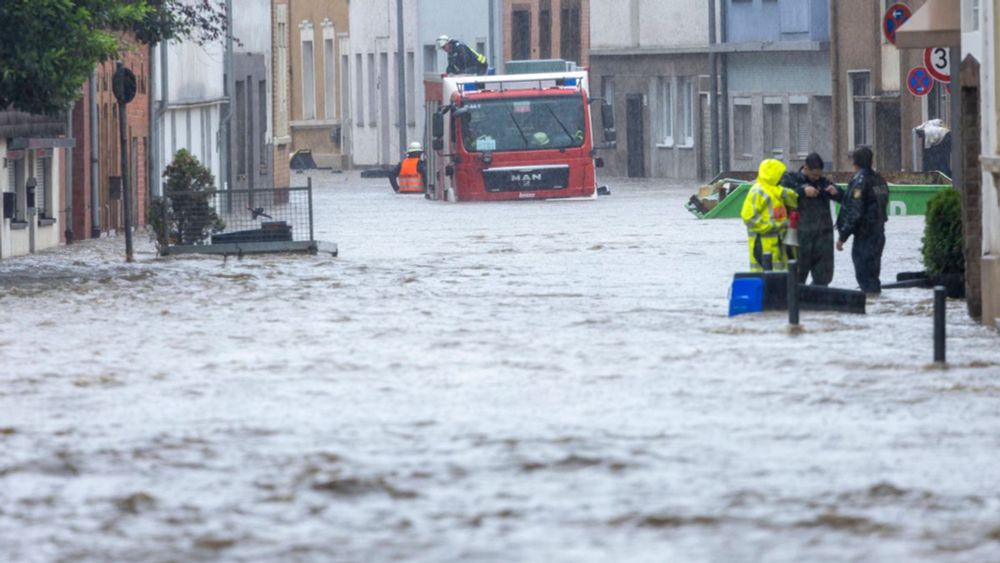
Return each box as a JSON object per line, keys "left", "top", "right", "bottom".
{"left": 437, "top": 35, "right": 488, "bottom": 76}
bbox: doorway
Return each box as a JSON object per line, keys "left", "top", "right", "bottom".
{"left": 626, "top": 94, "right": 645, "bottom": 178}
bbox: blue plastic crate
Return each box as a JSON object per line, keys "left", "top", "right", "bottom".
{"left": 729, "top": 277, "right": 764, "bottom": 317}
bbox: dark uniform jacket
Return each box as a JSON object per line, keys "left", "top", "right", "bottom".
{"left": 836, "top": 168, "right": 889, "bottom": 242}
{"left": 780, "top": 170, "right": 835, "bottom": 233}
{"left": 446, "top": 41, "right": 488, "bottom": 76}
{"left": 389, "top": 157, "right": 427, "bottom": 192}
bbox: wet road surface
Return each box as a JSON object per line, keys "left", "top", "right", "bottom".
{"left": 1, "top": 174, "right": 999, "bottom": 562}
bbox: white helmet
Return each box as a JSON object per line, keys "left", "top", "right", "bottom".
{"left": 407, "top": 141, "right": 423, "bottom": 153}
{"left": 436, "top": 35, "right": 451, "bottom": 49}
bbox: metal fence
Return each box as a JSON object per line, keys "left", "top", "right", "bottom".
{"left": 159, "top": 180, "right": 314, "bottom": 248}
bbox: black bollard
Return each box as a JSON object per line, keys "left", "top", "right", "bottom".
{"left": 788, "top": 260, "right": 799, "bottom": 326}
{"left": 934, "top": 286, "right": 946, "bottom": 364}
{"left": 762, "top": 253, "right": 773, "bottom": 272}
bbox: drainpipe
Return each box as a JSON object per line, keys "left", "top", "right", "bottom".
{"left": 218, "top": 0, "right": 234, "bottom": 191}
{"left": 488, "top": 0, "right": 497, "bottom": 69}
{"left": 149, "top": 44, "right": 158, "bottom": 198}
{"left": 709, "top": 0, "right": 720, "bottom": 178}
{"left": 396, "top": 0, "right": 407, "bottom": 158}
{"left": 90, "top": 70, "right": 100, "bottom": 238}
{"left": 64, "top": 105, "right": 74, "bottom": 244}
{"left": 829, "top": 0, "right": 841, "bottom": 170}
{"left": 719, "top": 0, "right": 730, "bottom": 171}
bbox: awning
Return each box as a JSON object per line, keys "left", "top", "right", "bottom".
{"left": 894, "top": 0, "right": 961, "bottom": 49}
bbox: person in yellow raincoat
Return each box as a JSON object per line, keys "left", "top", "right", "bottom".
{"left": 740, "top": 159, "right": 799, "bottom": 272}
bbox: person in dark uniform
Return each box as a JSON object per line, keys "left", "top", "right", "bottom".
{"left": 437, "top": 35, "right": 488, "bottom": 76}
{"left": 835, "top": 147, "right": 890, "bottom": 294}
{"left": 780, "top": 153, "right": 839, "bottom": 286}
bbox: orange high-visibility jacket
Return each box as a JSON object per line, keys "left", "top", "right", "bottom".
{"left": 398, "top": 157, "right": 424, "bottom": 193}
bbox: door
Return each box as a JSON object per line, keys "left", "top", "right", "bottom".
{"left": 626, "top": 95, "right": 645, "bottom": 178}
{"left": 700, "top": 93, "right": 712, "bottom": 179}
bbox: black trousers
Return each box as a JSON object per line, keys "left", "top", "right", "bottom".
{"left": 852, "top": 229, "right": 886, "bottom": 293}
{"left": 796, "top": 229, "right": 835, "bottom": 286}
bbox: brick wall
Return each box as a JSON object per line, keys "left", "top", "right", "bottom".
{"left": 71, "top": 85, "right": 93, "bottom": 238}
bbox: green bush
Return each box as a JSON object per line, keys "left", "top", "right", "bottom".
{"left": 921, "top": 188, "right": 964, "bottom": 276}
{"left": 148, "top": 149, "right": 224, "bottom": 249}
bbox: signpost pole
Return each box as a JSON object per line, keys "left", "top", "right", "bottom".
{"left": 115, "top": 61, "right": 134, "bottom": 263}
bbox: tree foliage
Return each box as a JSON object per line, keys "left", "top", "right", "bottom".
{"left": 0, "top": 0, "right": 226, "bottom": 115}
{"left": 150, "top": 149, "right": 224, "bottom": 248}
{"left": 921, "top": 188, "right": 964, "bottom": 276}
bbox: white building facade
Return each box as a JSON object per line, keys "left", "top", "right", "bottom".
{"left": 978, "top": 0, "right": 1000, "bottom": 326}
{"left": 345, "top": 0, "right": 499, "bottom": 167}
{"left": 1, "top": 114, "right": 69, "bottom": 259}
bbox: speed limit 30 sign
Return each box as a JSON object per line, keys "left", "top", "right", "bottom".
{"left": 924, "top": 47, "right": 951, "bottom": 83}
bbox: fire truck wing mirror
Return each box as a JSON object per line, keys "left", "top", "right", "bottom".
{"left": 601, "top": 104, "right": 616, "bottom": 143}
{"left": 432, "top": 112, "right": 445, "bottom": 140}
{"left": 433, "top": 138, "right": 444, "bottom": 151}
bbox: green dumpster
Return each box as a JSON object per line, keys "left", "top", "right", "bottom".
{"left": 686, "top": 171, "right": 952, "bottom": 220}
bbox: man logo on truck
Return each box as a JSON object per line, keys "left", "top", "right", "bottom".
{"left": 511, "top": 173, "right": 543, "bottom": 185}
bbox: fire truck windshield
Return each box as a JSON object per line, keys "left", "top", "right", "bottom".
{"left": 460, "top": 95, "right": 586, "bottom": 153}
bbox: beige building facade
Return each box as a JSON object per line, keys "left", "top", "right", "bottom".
{"left": 503, "top": 0, "right": 590, "bottom": 68}
{"left": 273, "top": 0, "right": 350, "bottom": 182}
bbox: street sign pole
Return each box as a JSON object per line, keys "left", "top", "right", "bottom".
{"left": 113, "top": 61, "right": 137, "bottom": 263}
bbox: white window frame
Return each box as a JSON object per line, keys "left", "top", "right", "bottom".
{"left": 847, "top": 70, "right": 872, "bottom": 150}
{"left": 322, "top": 20, "right": 336, "bottom": 121}
{"left": 788, "top": 96, "right": 810, "bottom": 159}
{"left": 657, "top": 76, "right": 674, "bottom": 147}
{"left": 678, "top": 77, "right": 694, "bottom": 148}
{"left": 733, "top": 98, "right": 753, "bottom": 160}
{"left": 763, "top": 96, "right": 784, "bottom": 157}
{"left": 300, "top": 21, "right": 316, "bottom": 121}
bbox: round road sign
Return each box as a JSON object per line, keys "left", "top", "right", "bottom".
{"left": 907, "top": 67, "right": 933, "bottom": 97}
{"left": 883, "top": 3, "right": 912, "bottom": 45}
{"left": 923, "top": 47, "right": 951, "bottom": 83}
{"left": 112, "top": 66, "right": 137, "bottom": 104}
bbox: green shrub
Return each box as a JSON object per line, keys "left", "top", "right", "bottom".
{"left": 148, "top": 149, "right": 224, "bottom": 249}
{"left": 921, "top": 188, "right": 964, "bottom": 276}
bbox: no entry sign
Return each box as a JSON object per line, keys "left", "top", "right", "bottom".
{"left": 883, "top": 3, "right": 912, "bottom": 45}
{"left": 907, "top": 67, "right": 933, "bottom": 97}
{"left": 924, "top": 47, "right": 951, "bottom": 83}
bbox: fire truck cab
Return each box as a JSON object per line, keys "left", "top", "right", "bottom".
{"left": 424, "top": 68, "right": 616, "bottom": 202}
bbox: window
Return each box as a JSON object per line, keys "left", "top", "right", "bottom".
{"left": 406, "top": 51, "right": 416, "bottom": 126}
{"left": 560, "top": 0, "right": 582, "bottom": 64}
{"left": 601, "top": 76, "right": 615, "bottom": 131}
{"left": 259, "top": 80, "right": 268, "bottom": 173}
{"left": 39, "top": 156, "right": 52, "bottom": 219}
{"left": 355, "top": 53, "right": 364, "bottom": 124}
{"left": 926, "top": 82, "right": 950, "bottom": 126}
{"left": 789, "top": 99, "right": 809, "bottom": 158}
{"left": 11, "top": 157, "right": 25, "bottom": 222}
{"left": 679, "top": 77, "right": 694, "bottom": 147}
{"left": 539, "top": 1, "right": 552, "bottom": 59}
{"left": 367, "top": 53, "right": 377, "bottom": 126}
{"left": 460, "top": 95, "right": 586, "bottom": 152}
{"left": 657, "top": 77, "right": 673, "bottom": 145}
{"left": 300, "top": 23, "right": 316, "bottom": 120}
{"left": 324, "top": 36, "right": 336, "bottom": 120}
{"left": 341, "top": 49, "right": 351, "bottom": 129}
{"left": 763, "top": 98, "right": 783, "bottom": 156}
{"left": 848, "top": 71, "right": 872, "bottom": 148}
{"left": 424, "top": 44, "right": 437, "bottom": 74}
{"left": 512, "top": 9, "right": 531, "bottom": 60}
{"left": 275, "top": 5, "right": 289, "bottom": 137}
{"left": 733, "top": 100, "right": 752, "bottom": 159}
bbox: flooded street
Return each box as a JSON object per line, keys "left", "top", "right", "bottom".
{"left": 2, "top": 173, "right": 999, "bottom": 562}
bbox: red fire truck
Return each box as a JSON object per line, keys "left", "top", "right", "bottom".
{"left": 423, "top": 68, "right": 615, "bottom": 202}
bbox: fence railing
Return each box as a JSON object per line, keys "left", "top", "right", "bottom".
{"left": 159, "top": 180, "right": 314, "bottom": 248}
